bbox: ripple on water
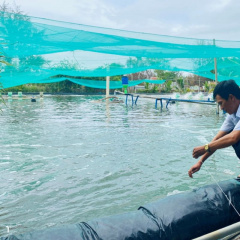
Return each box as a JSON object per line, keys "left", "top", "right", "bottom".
{"left": 0, "top": 95, "right": 237, "bottom": 236}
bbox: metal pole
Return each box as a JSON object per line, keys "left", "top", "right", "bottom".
{"left": 106, "top": 76, "right": 110, "bottom": 97}
{"left": 193, "top": 221, "right": 240, "bottom": 240}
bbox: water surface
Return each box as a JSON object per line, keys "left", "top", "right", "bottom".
{"left": 0, "top": 95, "right": 238, "bottom": 236}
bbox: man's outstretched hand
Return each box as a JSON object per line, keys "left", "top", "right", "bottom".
{"left": 188, "top": 161, "right": 202, "bottom": 178}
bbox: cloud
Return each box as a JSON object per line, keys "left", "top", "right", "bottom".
{"left": 2, "top": 0, "right": 240, "bottom": 40}
{"left": 208, "top": 0, "right": 232, "bottom": 12}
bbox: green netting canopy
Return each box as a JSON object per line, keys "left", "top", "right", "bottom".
{"left": 1, "top": 11, "right": 240, "bottom": 89}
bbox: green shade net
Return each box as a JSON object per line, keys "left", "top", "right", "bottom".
{"left": 1, "top": 11, "right": 240, "bottom": 89}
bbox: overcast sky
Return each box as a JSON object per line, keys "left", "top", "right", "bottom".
{"left": 1, "top": 0, "right": 240, "bottom": 41}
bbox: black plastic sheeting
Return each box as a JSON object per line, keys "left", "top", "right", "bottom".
{"left": 2, "top": 179, "right": 240, "bottom": 240}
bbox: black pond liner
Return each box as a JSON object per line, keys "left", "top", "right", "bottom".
{"left": 2, "top": 179, "right": 240, "bottom": 240}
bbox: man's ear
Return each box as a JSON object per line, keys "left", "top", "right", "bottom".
{"left": 229, "top": 94, "right": 236, "bottom": 101}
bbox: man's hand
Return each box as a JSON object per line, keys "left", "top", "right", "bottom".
{"left": 192, "top": 146, "right": 205, "bottom": 159}
{"left": 188, "top": 161, "right": 202, "bottom": 178}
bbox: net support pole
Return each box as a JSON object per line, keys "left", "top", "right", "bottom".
{"left": 213, "top": 39, "right": 218, "bottom": 84}
{"left": 106, "top": 76, "right": 110, "bottom": 97}
{"left": 213, "top": 39, "right": 219, "bottom": 114}
{"left": 214, "top": 58, "right": 218, "bottom": 83}
{"left": 215, "top": 57, "right": 219, "bottom": 113}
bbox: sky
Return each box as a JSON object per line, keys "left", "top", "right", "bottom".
{"left": 1, "top": 0, "right": 240, "bottom": 41}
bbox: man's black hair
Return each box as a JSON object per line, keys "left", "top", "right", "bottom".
{"left": 213, "top": 80, "right": 240, "bottom": 100}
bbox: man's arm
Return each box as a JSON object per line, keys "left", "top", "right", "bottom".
{"left": 209, "top": 130, "right": 240, "bottom": 151}
{"left": 192, "top": 130, "right": 240, "bottom": 159}
{"left": 188, "top": 131, "right": 228, "bottom": 178}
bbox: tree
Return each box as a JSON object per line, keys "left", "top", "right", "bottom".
{"left": 165, "top": 80, "right": 173, "bottom": 92}
{"left": 177, "top": 78, "right": 184, "bottom": 90}
{"left": 0, "top": 2, "right": 47, "bottom": 82}
{"left": 204, "top": 81, "right": 210, "bottom": 92}
{"left": 0, "top": 46, "right": 11, "bottom": 108}
{"left": 127, "top": 70, "right": 156, "bottom": 81}
{"left": 154, "top": 70, "right": 181, "bottom": 93}
{"left": 186, "top": 74, "right": 212, "bottom": 90}
{"left": 155, "top": 70, "right": 180, "bottom": 80}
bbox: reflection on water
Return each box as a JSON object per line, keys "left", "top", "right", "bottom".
{"left": 0, "top": 95, "right": 237, "bottom": 236}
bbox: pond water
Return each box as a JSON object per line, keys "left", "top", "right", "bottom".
{"left": 0, "top": 95, "right": 239, "bottom": 236}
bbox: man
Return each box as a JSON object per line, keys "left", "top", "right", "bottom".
{"left": 188, "top": 80, "right": 240, "bottom": 178}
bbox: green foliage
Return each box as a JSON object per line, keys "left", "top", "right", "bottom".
{"left": 209, "top": 82, "right": 216, "bottom": 93}
{"left": 151, "top": 84, "right": 158, "bottom": 93}
{"left": 139, "top": 82, "right": 160, "bottom": 93}
{"left": 20, "top": 55, "right": 49, "bottom": 67}
{"left": 4, "top": 80, "right": 115, "bottom": 94}
{"left": 204, "top": 81, "right": 210, "bottom": 92}
{"left": 6, "top": 84, "right": 45, "bottom": 93}
{"left": 0, "top": 42, "right": 11, "bottom": 108}
{"left": 165, "top": 80, "right": 173, "bottom": 92}
{"left": 53, "top": 59, "right": 79, "bottom": 70}
{"left": 155, "top": 70, "right": 179, "bottom": 81}
{"left": 0, "top": 82, "right": 4, "bottom": 109}
{"left": 203, "top": 81, "right": 216, "bottom": 93}
{"left": 109, "top": 75, "right": 121, "bottom": 81}
{"left": 177, "top": 78, "right": 184, "bottom": 89}
{"left": 155, "top": 70, "right": 181, "bottom": 93}
{"left": 145, "top": 82, "right": 149, "bottom": 91}
{"left": 0, "top": 2, "right": 48, "bottom": 77}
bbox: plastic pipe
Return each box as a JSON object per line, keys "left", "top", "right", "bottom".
{"left": 193, "top": 221, "right": 240, "bottom": 240}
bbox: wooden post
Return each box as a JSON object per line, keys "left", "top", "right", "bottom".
{"left": 214, "top": 58, "right": 218, "bottom": 83}
{"left": 106, "top": 76, "right": 110, "bottom": 97}
{"left": 213, "top": 39, "right": 218, "bottom": 83}
{"left": 213, "top": 39, "right": 219, "bottom": 114}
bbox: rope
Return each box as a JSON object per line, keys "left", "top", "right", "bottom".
{"left": 205, "top": 167, "right": 240, "bottom": 218}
